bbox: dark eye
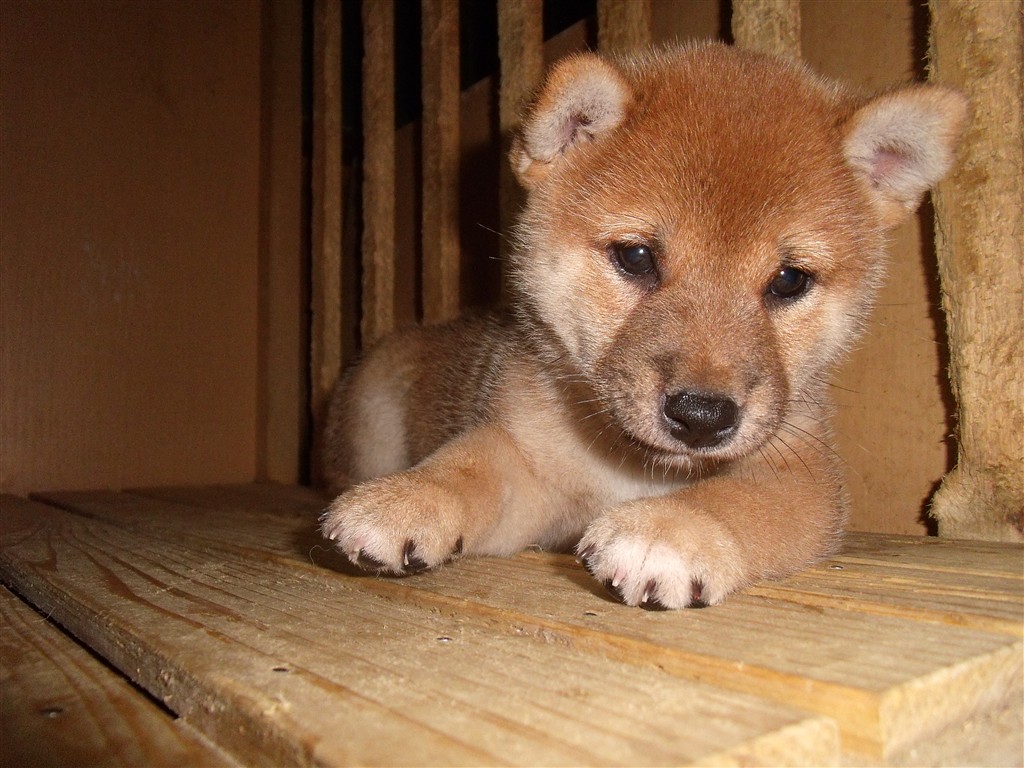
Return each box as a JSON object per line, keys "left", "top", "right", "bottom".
{"left": 767, "top": 266, "right": 812, "bottom": 300}
{"left": 611, "top": 243, "right": 657, "bottom": 279}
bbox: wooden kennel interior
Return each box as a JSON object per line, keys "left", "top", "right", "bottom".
{"left": 1, "top": 1, "right": 1021, "bottom": 766}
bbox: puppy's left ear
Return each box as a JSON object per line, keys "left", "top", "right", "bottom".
{"left": 843, "top": 85, "right": 968, "bottom": 228}
{"left": 511, "top": 53, "right": 633, "bottom": 189}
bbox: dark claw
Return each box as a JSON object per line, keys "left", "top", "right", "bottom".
{"left": 688, "top": 579, "right": 709, "bottom": 609}
{"left": 603, "top": 579, "right": 627, "bottom": 604}
{"left": 402, "top": 540, "right": 429, "bottom": 574}
{"left": 639, "top": 579, "right": 668, "bottom": 611}
{"left": 452, "top": 536, "right": 464, "bottom": 556}
{"left": 355, "top": 549, "right": 389, "bottom": 572}
{"left": 578, "top": 546, "right": 598, "bottom": 577}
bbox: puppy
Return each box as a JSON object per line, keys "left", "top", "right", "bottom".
{"left": 320, "top": 42, "right": 966, "bottom": 609}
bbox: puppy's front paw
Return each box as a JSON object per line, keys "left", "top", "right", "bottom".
{"left": 576, "top": 503, "right": 747, "bottom": 609}
{"left": 320, "top": 472, "right": 466, "bottom": 575}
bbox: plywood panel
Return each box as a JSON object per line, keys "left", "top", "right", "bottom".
{"left": 0, "top": 0, "right": 263, "bottom": 494}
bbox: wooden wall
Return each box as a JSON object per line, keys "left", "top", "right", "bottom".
{"left": 0, "top": 0, "right": 304, "bottom": 494}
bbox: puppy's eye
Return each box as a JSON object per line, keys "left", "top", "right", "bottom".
{"left": 611, "top": 243, "right": 657, "bottom": 279}
{"left": 767, "top": 266, "right": 812, "bottom": 300}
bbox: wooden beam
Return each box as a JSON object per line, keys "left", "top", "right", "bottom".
{"left": 597, "top": 0, "right": 652, "bottom": 53}
{"left": 928, "top": 0, "right": 1024, "bottom": 541}
{"left": 497, "top": 0, "right": 543, "bottom": 270}
{"left": 257, "top": 0, "right": 305, "bottom": 484}
{"left": 421, "top": 0, "right": 461, "bottom": 324}
{"left": 310, "top": 0, "right": 343, "bottom": 441}
{"left": 732, "top": 0, "right": 801, "bottom": 59}
{"left": 361, "top": 0, "right": 396, "bottom": 346}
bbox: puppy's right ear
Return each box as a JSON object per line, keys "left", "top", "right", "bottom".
{"left": 511, "top": 53, "right": 633, "bottom": 189}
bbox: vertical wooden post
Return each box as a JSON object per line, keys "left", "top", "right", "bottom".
{"left": 421, "top": 0, "right": 461, "bottom": 324}
{"left": 258, "top": 0, "right": 305, "bottom": 483}
{"left": 731, "top": 0, "right": 801, "bottom": 58}
{"left": 361, "top": 0, "right": 396, "bottom": 346}
{"left": 310, "top": 0, "right": 343, "bottom": 445}
{"left": 497, "top": 0, "right": 543, "bottom": 268}
{"left": 597, "top": 0, "right": 652, "bottom": 53}
{"left": 928, "top": 0, "right": 1024, "bottom": 541}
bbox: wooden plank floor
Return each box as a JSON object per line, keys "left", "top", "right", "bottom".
{"left": 1, "top": 485, "right": 1021, "bottom": 767}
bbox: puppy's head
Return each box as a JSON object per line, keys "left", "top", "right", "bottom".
{"left": 510, "top": 43, "right": 966, "bottom": 468}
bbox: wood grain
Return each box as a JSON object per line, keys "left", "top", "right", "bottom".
{"left": 597, "top": 0, "right": 652, "bottom": 53}
{"left": 360, "top": 0, "right": 396, "bottom": 347}
{"left": 497, "top": 0, "right": 543, "bottom": 271}
{"left": 928, "top": 0, "right": 1024, "bottom": 541}
{"left": 421, "top": 0, "right": 461, "bottom": 324}
{"left": 731, "top": 0, "right": 801, "bottom": 58}
{"left": 17, "top": 487, "right": 1024, "bottom": 763}
{"left": 1, "top": 494, "right": 840, "bottom": 767}
{"left": 0, "top": 586, "right": 232, "bottom": 767}
{"left": 310, "top": 0, "right": 344, "bottom": 439}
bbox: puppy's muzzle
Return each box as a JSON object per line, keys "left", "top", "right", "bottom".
{"left": 663, "top": 391, "right": 739, "bottom": 449}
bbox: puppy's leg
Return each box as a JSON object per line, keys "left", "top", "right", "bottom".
{"left": 578, "top": 454, "right": 846, "bottom": 608}
{"left": 320, "top": 423, "right": 541, "bottom": 574}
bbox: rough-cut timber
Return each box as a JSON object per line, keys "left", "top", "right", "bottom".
{"left": 0, "top": 587, "right": 232, "bottom": 767}
{"left": 497, "top": 0, "right": 543, "bottom": 271}
{"left": 928, "top": 0, "right": 1024, "bottom": 542}
{"left": 310, "top": 0, "right": 343, "bottom": 440}
{"left": 598, "top": 0, "right": 652, "bottom": 53}
{"left": 731, "top": 0, "right": 801, "bottom": 58}
{"left": 360, "top": 0, "right": 396, "bottom": 346}
{"left": 421, "top": 0, "right": 461, "bottom": 324}
{"left": 1, "top": 486, "right": 1021, "bottom": 766}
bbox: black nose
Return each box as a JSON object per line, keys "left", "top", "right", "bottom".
{"left": 663, "top": 391, "right": 739, "bottom": 449}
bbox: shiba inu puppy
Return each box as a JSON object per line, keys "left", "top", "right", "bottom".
{"left": 320, "top": 42, "right": 966, "bottom": 608}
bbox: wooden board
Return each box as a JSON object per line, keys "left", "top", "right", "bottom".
{"left": 0, "top": 494, "right": 839, "bottom": 767}
{"left": 25, "top": 487, "right": 1024, "bottom": 765}
{"left": 0, "top": 586, "right": 233, "bottom": 767}
{"left": 2, "top": 487, "right": 1021, "bottom": 765}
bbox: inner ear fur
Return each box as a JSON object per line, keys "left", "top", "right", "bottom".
{"left": 511, "top": 53, "right": 633, "bottom": 189}
{"left": 843, "top": 85, "right": 968, "bottom": 229}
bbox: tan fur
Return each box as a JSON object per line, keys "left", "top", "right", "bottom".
{"left": 321, "top": 43, "right": 967, "bottom": 608}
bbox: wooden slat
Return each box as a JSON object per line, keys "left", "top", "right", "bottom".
{"left": 257, "top": 0, "right": 305, "bottom": 485}
{"left": 361, "top": 0, "right": 396, "bottom": 346}
{"left": 731, "top": 0, "right": 801, "bottom": 58}
{"left": 310, "top": 0, "right": 343, "bottom": 433}
{"left": 0, "top": 586, "right": 232, "bottom": 767}
{"left": 749, "top": 555, "right": 1023, "bottom": 637}
{"left": 927, "top": 0, "right": 1024, "bottom": 540}
{"left": 497, "top": 0, "right": 543, "bottom": 269}
{"left": 597, "top": 0, "right": 652, "bottom": 53}
{"left": 0, "top": 495, "right": 840, "bottom": 767}
{"left": 421, "top": 0, "right": 461, "bottom": 324}
{"left": 23, "top": 488, "right": 1024, "bottom": 763}
{"left": 361, "top": 557, "right": 1023, "bottom": 762}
